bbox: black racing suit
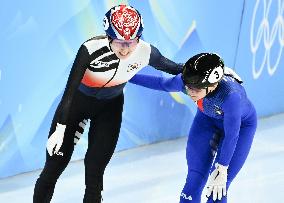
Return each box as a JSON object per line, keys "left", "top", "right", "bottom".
{"left": 33, "top": 35, "right": 183, "bottom": 203}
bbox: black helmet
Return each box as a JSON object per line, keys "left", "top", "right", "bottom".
{"left": 182, "top": 53, "right": 224, "bottom": 89}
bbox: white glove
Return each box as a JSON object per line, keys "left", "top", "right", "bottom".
{"left": 46, "top": 123, "right": 66, "bottom": 156}
{"left": 224, "top": 67, "right": 243, "bottom": 83}
{"left": 206, "top": 163, "right": 228, "bottom": 201}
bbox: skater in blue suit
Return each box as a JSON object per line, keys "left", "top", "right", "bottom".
{"left": 130, "top": 53, "right": 257, "bottom": 203}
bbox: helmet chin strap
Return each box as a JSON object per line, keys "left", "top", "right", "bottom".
{"left": 206, "top": 87, "right": 209, "bottom": 94}
{"left": 206, "top": 83, "right": 219, "bottom": 95}
{"left": 107, "top": 36, "right": 114, "bottom": 52}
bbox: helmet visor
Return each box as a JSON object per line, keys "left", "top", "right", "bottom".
{"left": 111, "top": 38, "right": 138, "bottom": 48}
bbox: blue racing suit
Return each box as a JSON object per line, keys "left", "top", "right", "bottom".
{"left": 130, "top": 73, "right": 257, "bottom": 203}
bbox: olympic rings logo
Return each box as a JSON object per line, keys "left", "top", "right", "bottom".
{"left": 250, "top": 0, "right": 284, "bottom": 79}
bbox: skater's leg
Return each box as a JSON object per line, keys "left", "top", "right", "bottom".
{"left": 180, "top": 110, "right": 216, "bottom": 203}
{"left": 83, "top": 94, "right": 124, "bottom": 203}
{"left": 33, "top": 121, "right": 78, "bottom": 202}
{"left": 33, "top": 92, "right": 87, "bottom": 203}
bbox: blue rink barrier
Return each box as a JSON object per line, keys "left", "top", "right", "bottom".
{"left": 0, "top": 0, "right": 283, "bottom": 178}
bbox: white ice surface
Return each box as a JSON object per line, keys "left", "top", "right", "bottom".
{"left": 1, "top": 113, "right": 284, "bottom": 203}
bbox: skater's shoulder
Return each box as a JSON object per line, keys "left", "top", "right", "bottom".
{"left": 83, "top": 35, "right": 109, "bottom": 54}
{"left": 86, "top": 35, "right": 108, "bottom": 42}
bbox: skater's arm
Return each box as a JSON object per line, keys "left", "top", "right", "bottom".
{"left": 129, "top": 73, "right": 184, "bottom": 92}
{"left": 57, "top": 45, "right": 90, "bottom": 125}
{"left": 148, "top": 45, "right": 183, "bottom": 75}
{"left": 218, "top": 93, "right": 242, "bottom": 166}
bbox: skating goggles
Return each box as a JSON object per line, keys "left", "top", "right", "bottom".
{"left": 111, "top": 38, "right": 138, "bottom": 48}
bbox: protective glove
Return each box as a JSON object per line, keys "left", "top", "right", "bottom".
{"left": 46, "top": 123, "right": 66, "bottom": 156}
{"left": 224, "top": 67, "right": 243, "bottom": 83}
{"left": 206, "top": 163, "right": 228, "bottom": 201}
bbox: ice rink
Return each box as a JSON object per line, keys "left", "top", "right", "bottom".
{"left": 1, "top": 113, "right": 284, "bottom": 203}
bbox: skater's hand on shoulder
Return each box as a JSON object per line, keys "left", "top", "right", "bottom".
{"left": 46, "top": 123, "right": 66, "bottom": 156}
{"left": 206, "top": 163, "right": 228, "bottom": 201}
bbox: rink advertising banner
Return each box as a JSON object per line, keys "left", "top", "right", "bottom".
{"left": 0, "top": 0, "right": 282, "bottom": 177}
